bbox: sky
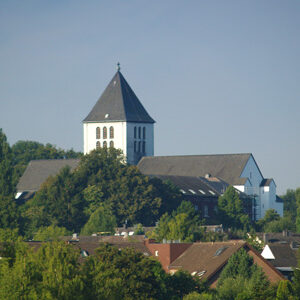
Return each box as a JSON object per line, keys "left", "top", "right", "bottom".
{"left": 0, "top": 0, "right": 299, "bottom": 195}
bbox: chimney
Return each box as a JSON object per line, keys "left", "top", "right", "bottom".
{"left": 263, "top": 233, "right": 269, "bottom": 243}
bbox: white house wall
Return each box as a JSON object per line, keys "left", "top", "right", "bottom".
{"left": 83, "top": 122, "right": 127, "bottom": 155}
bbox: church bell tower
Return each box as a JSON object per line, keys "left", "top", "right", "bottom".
{"left": 83, "top": 64, "right": 155, "bottom": 165}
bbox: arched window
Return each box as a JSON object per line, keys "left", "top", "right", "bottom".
{"left": 103, "top": 127, "right": 107, "bottom": 139}
{"left": 143, "top": 127, "right": 146, "bottom": 139}
{"left": 134, "top": 141, "right": 137, "bottom": 153}
{"left": 138, "top": 127, "right": 141, "bottom": 139}
{"left": 103, "top": 141, "right": 107, "bottom": 148}
{"left": 134, "top": 126, "right": 137, "bottom": 139}
{"left": 96, "top": 141, "right": 100, "bottom": 149}
{"left": 142, "top": 141, "right": 145, "bottom": 153}
{"left": 110, "top": 141, "right": 114, "bottom": 148}
{"left": 96, "top": 127, "right": 100, "bottom": 139}
{"left": 109, "top": 126, "right": 114, "bottom": 138}
{"left": 138, "top": 141, "right": 141, "bottom": 152}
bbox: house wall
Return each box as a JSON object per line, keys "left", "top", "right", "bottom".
{"left": 145, "top": 240, "right": 192, "bottom": 272}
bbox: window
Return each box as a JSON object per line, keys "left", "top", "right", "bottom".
{"left": 109, "top": 126, "right": 114, "bottom": 138}
{"left": 96, "top": 141, "right": 100, "bottom": 149}
{"left": 204, "top": 205, "right": 209, "bottom": 217}
{"left": 134, "top": 141, "right": 137, "bottom": 153}
{"left": 143, "top": 127, "right": 146, "bottom": 139}
{"left": 142, "top": 141, "right": 145, "bottom": 153}
{"left": 96, "top": 127, "right": 100, "bottom": 139}
{"left": 209, "top": 190, "right": 215, "bottom": 195}
{"left": 214, "top": 246, "right": 229, "bottom": 256}
{"left": 138, "top": 141, "right": 141, "bottom": 152}
{"left": 134, "top": 126, "right": 137, "bottom": 138}
{"left": 103, "top": 141, "right": 107, "bottom": 148}
{"left": 199, "top": 189, "right": 206, "bottom": 195}
{"left": 180, "top": 189, "right": 186, "bottom": 194}
{"left": 194, "top": 205, "right": 199, "bottom": 211}
{"left": 103, "top": 127, "right": 107, "bottom": 139}
{"left": 189, "top": 189, "right": 196, "bottom": 194}
{"left": 138, "top": 127, "right": 141, "bottom": 139}
{"left": 110, "top": 141, "right": 114, "bottom": 148}
{"left": 155, "top": 250, "right": 159, "bottom": 257}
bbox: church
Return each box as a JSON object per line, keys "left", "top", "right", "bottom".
{"left": 16, "top": 65, "right": 283, "bottom": 221}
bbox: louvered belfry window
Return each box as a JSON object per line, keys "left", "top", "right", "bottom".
{"left": 103, "top": 127, "right": 107, "bottom": 139}
{"left": 109, "top": 126, "right": 114, "bottom": 138}
{"left": 96, "top": 127, "right": 100, "bottom": 139}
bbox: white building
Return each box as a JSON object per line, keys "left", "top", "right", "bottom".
{"left": 83, "top": 66, "right": 155, "bottom": 165}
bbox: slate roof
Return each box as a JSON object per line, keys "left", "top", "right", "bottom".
{"left": 61, "top": 235, "right": 152, "bottom": 257}
{"left": 138, "top": 153, "right": 252, "bottom": 185}
{"left": 265, "top": 243, "right": 298, "bottom": 268}
{"left": 169, "top": 241, "right": 246, "bottom": 280}
{"left": 17, "top": 159, "right": 80, "bottom": 192}
{"left": 260, "top": 178, "right": 274, "bottom": 187}
{"left": 83, "top": 71, "right": 155, "bottom": 123}
{"left": 149, "top": 174, "right": 227, "bottom": 197}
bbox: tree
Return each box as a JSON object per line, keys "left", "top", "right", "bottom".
{"left": 33, "top": 225, "right": 70, "bottom": 241}
{"left": 276, "top": 280, "right": 294, "bottom": 300}
{"left": 82, "top": 243, "right": 169, "bottom": 299}
{"left": 216, "top": 248, "right": 275, "bottom": 300}
{"left": 0, "top": 128, "right": 14, "bottom": 196}
{"left": 149, "top": 201, "right": 204, "bottom": 242}
{"left": 0, "top": 129, "right": 18, "bottom": 230}
{"left": 282, "top": 189, "right": 297, "bottom": 223}
{"left": 218, "top": 186, "right": 251, "bottom": 231}
{"left": 81, "top": 206, "right": 116, "bottom": 235}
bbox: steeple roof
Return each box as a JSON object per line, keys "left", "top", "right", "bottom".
{"left": 83, "top": 71, "right": 155, "bottom": 123}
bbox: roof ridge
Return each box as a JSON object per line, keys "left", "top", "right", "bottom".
{"left": 141, "top": 153, "right": 252, "bottom": 159}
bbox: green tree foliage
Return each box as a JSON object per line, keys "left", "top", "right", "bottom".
{"left": 0, "top": 129, "right": 14, "bottom": 196}
{"left": 282, "top": 189, "right": 298, "bottom": 222}
{"left": 23, "top": 148, "right": 182, "bottom": 236}
{"left": 0, "top": 241, "right": 84, "bottom": 300}
{"left": 82, "top": 243, "right": 169, "bottom": 299}
{"left": 276, "top": 280, "right": 294, "bottom": 300}
{"left": 256, "top": 209, "right": 295, "bottom": 232}
{"left": 149, "top": 201, "right": 203, "bottom": 242}
{"left": 33, "top": 225, "right": 70, "bottom": 241}
{"left": 0, "top": 129, "right": 18, "bottom": 229}
{"left": 183, "top": 292, "right": 214, "bottom": 300}
{"left": 216, "top": 248, "right": 276, "bottom": 300}
{"left": 23, "top": 166, "right": 86, "bottom": 234}
{"left": 81, "top": 206, "right": 116, "bottom": 235}
{"left": 218, "top": 186, "right": 251, "bottom": 231}
{"left": 166, "top": 270, "right": 207, "bottom": 299}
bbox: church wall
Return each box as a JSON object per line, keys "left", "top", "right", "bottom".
{"left": 126, "top": 122, "right": 154, "bottom": 165}
{"left": 83, "top": 122, "right": 127, "bottom": 155}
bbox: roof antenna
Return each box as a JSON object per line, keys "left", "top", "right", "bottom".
{"left": 117, "top": 62, "right": 121, "bottom": 72}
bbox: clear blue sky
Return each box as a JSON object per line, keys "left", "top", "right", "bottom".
{"left": 1, "top": 0, "right": 299, "bottom": 194}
